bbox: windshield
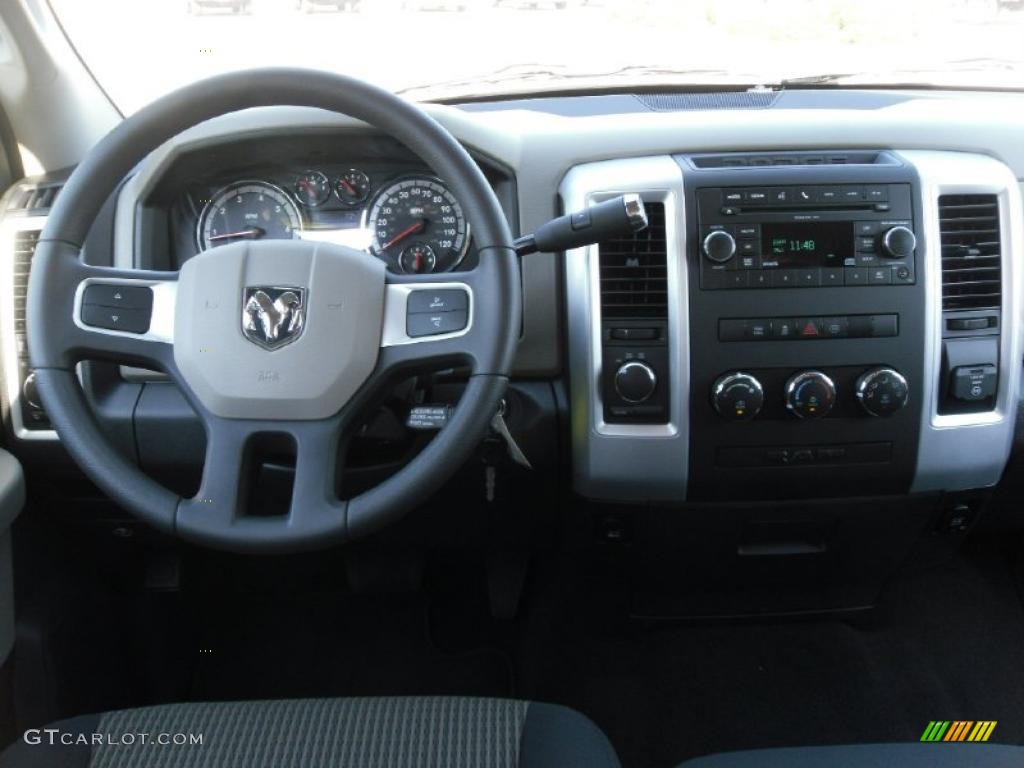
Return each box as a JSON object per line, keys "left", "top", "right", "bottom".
{"left": 50, "top": 0, "right": 1024, "bottom": 112}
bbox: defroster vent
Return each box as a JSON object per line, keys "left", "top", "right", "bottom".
{"left": 939, "top": 194, "right": 1001, "bottom": 311}
{"left": 598, "top": 202, "right": 667, "bottom": 320}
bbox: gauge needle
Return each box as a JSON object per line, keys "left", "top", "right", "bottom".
{"left": 207, "top": 227, "right": 265, "bottom": 242}
{"left": 381, "top": 218, "right": 428, "bottom": 251}
{"left": 339, "top": 179, "right": 359, "bottom": 196}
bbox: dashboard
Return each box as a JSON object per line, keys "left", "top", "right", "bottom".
{"left": 1, "top": 90, "right": 1022, "bottom": 513}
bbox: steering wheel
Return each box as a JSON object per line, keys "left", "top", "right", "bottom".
{"left": 27, "top": 69, "right": 521, "bottom": 553}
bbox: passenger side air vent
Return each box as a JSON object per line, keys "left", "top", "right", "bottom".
{"left": 6, "top": 183, "right": 62, "bottom": 214}
{"left": 938, "top": 194, "right": 1001, "bottom": 311}
{"left": 598, "top": 202, "right": 667, "bottom": 320}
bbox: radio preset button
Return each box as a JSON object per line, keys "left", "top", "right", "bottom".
{"left": 845, "top": 268, "right": 869, "bottom": 286}
{"left": 795, "top": 269, "right": 820, "bottom": 287}
{"left": 771, "top": 269, "right": 799, "bottom": 288}
{"left": 821, "top": 268, "right": 844, "bottom": 286}
{"left": 749, "top": 271, "right": 771, "bottom": 288}
{"left": 725, "top": 272, "right": 750, "bottom": 289}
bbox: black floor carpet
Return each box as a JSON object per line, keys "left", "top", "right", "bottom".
{"left": 187, "top": 592, "right": 513, "bottom": 703}
{"left": 517, "top": 544, "right": 1024, "bottom": 768}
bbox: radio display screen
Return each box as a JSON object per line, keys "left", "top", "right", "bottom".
{"left": 761, "top": 222, "right": 852, "bottom": 267}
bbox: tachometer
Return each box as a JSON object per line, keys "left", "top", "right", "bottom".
{"left": 198, "top": 181, "right": 302, "bottom": 251}
{"left": 365, "top": 177, "right": 468, "bottom": 273}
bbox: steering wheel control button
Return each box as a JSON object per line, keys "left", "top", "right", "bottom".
{"left": 83, "top": 283, "right": 154, "bottom": 311}
{"left": 856, "top": 367, "right": 910, "bottom": 417}
{"left": 784, "top": 370, "right": 837, "bottom": 419}
{"left": 407, "top": 289, "right": 468, "bottom": 315}
{"left": 712, "top": 372, "right": 764, "bottom": 421}
{"left": 406, "top": 309, "right": 468, "bottom": 338}
{"left": 81, "top": 304, "right": 151, "bottom": 334}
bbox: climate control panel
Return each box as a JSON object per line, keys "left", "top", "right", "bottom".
{"left": 710, "top": 366, "right": 909, "bottom": 421}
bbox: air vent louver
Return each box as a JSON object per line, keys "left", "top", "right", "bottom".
{"left": 938, "top": 194, "right": 1001, "bottom": 311}
{"left": 13, "top": 229, "right": 40, "bottom": 336}
{"left": 598, "top": 202, "right": 667, "bottom": 320}
{"left": 7, "top": 183, "right": 62, "bottom": 214}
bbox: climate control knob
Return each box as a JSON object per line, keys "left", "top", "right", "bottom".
{"left": 614, "top": 361, "right": 657, "bottom": 404}
{"left": 882, "top": 225, "right": 916, "bottom": 258}
{"left": 855, "top": 367, "right": 909, "bottom": 417}
{"left": 712, "top": 372, "right": 764, "bottom": 421}
{"left": 702, "top": 230, "right": 736, "bottom": 263}
{"left": 784, "top": 370, "right": 836, "bottom": 419}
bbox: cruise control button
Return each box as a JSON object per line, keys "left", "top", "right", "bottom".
{"left": 83, "top": 283, "right": 153, "bottom": 311}
{"left": 81, "top": 304, "right": 151, "bottom": 334}
{"left": 407, "top": 288, "right": 468, "bottom": 314}
{"left": 406, "top": 309, "right": 468, "bottom": 338}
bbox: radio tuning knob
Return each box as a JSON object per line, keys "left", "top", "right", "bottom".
{"left": 856, "top": 367, "right": 909, "bottom": 417}
{"left": 702, "top": 230, "right": 736, "bottom": 263}
{"left": 711, "top": 372, "right": 764, "bottom": 421}
{"left": 784, "top": 370, "right": 836, "bottom": 419}
{"left": 882, "top": 225, "right": 916, "bottom": 258}
{"left": 614, "top": 361, "right": 657, "bottom": 404}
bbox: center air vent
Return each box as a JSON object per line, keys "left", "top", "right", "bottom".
{"left": 938, "top": 194, "right": 1001, "bottom": 311}
{"left": 598, "top": 202, "right": 667, "bottom": 320}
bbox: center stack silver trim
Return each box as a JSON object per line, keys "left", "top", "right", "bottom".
{"left": 561, "top": 156, "right": 690, "bottom": 501}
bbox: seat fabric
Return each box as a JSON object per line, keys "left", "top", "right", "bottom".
{"left": 677, "top": 742, "right": 1024, "bottom": 767}
{"left": 0, "top": 696, "right": 619, "bottom": 768}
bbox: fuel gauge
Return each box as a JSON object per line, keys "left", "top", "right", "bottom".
{"left": 294, "top": 170, "right": 331, "bottom": 208}
{"left": 335, "top": 169, "right": 371, "bottom": 207}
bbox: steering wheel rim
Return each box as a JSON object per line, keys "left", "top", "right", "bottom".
{"left": 27, "top": 68, "right": 521, "bottom": 553}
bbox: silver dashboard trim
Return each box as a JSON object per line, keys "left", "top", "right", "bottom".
{"left": 380, "top": 282, "right": 474, "bottom": 348}
{"left": 900, "top": 150, "right": 1024, "bottom": 492}
{"left": 0, "top": 215, "right": 56, "bottom": 440}
{"left": 561, "top": 156, "right": 690, "bottom": 501}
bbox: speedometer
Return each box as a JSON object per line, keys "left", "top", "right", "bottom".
{"left": 365, "top": 177, "right": 469, "bottom": 273}
{"left": 198, "top": 180, "right": 302, "bottom": 251}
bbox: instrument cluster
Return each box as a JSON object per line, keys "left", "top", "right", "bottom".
{"left": 190, "top": 166, "right": 470, "bottom": 274}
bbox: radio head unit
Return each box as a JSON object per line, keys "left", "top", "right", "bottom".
{"left": 698, "top": 183, "right": 916, "bottom": 290}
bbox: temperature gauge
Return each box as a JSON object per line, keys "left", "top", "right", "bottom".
{"left": 335, "top": 169, "right": 371, "bottom": 207}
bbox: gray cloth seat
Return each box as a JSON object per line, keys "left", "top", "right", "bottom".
{"left": 0, "top": 696, "right": 620, "bottom": 768}
{"left": 678, "top": 743, "right": 1024, "bottom": 767}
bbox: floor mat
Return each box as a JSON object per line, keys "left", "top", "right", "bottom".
{"left": 518, "top": 543, "right": 1024, "bottom": 768}
{"left": 187, "top": 592, "right": 513, "bottom": 703}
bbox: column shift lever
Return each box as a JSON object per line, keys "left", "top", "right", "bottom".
{"left": 513, "top": 194, "right": 648, "bottom": 256}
